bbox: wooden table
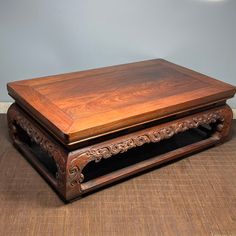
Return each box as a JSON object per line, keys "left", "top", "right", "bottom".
{"left": 7, "top": 59, "right": 236, "bottom": 202}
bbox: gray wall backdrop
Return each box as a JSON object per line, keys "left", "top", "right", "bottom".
{"left": 1, "top": 0, "right": 236, "bottom": 107}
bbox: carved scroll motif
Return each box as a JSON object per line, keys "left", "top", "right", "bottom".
{"left": 68, "top": 166, "right": 84, "bottom": 187}
{"left": 7, "top": 105, "right": 66, "bottom": 187}
{"left": 68, "top": 107, "right": 227, "bottom": 186}
{"left": 82, "top": 109, "right": 225, "bottom": 163}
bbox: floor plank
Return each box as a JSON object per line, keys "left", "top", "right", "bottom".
{"left": 0, "top": 114, "right": 235, "bottom": 236}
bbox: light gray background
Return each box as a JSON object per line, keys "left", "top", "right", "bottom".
{"left": 1, "top": 0, "right": 235, "bottom": 107}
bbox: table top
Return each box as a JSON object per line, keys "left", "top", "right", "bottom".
{"left": 7, "top": 59, "right": 236, "bottom": 145}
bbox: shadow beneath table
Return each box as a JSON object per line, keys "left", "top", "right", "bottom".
{"left": 1, "top": 112, "right": 236, "bottom": 207}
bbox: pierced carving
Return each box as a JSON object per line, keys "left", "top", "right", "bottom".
{"left": 7, "top": 103, "right": 232, "bottom": 200}
{"left": 82, "top": 109, "right": 225, "bottom": 163}
{"left": 7, "top": 104, "right": 66, "bottom": 188}
{"left": 68, "top": 166, "right": 84, "bottom": 187}
{"left": 68, "top": 107, "right": 229, "bottom": 186}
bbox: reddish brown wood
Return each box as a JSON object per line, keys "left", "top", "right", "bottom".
{"left": 6, "top": 59, "right": 236, "bottom": 202}
{"left": 7, "top": 102, "right": 233, "bottom": 201}
{"left": 7, "top": 59, "right": 236, "bottom": 145}
{"left": 66, "top": 104, "right": 233, "bottom": 199}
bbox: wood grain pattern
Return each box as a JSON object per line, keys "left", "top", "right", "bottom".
{"left": 1, "top": 114, "right": 236, "bottom": 236}
{"left": 66, "top": 105, "right": 233, "bottom": 199}
{"left": 6, "top": 60, "right": 236, "bottom": 202}
{"left": 7, "top": 103, "right": 233, "bottom": 201}
{"left": 7, "top": 59, "right": 236, "bottom": 145}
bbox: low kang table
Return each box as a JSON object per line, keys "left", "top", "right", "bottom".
{"left": 7, "top": 59, "right": 236, "bottom": 202}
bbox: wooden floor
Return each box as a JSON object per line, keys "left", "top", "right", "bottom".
{"left": 0, "top": 114, "right": 236, "bottom": 236}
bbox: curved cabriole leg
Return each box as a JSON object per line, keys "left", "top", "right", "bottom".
{"left": 66, "top": 105, "right": 233, "bottom": 201}
{"left": 7, "top": 103, "right": 68, "bottom": 201}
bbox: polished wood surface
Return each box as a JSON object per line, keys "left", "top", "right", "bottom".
{"left": 7, "top": 59, "right": 236, "bottom": 144}
{"left": 1, "top": 114, "right": 236, "bottom": 236}
{"left": 7, "top": 103, "right": 233, "bottom": 201}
